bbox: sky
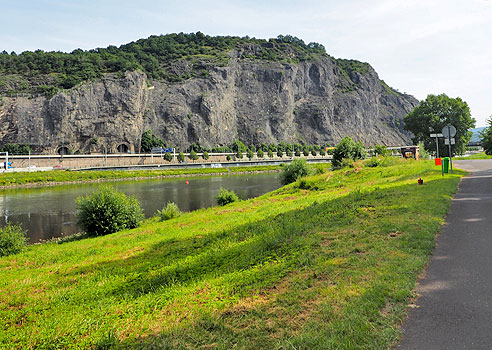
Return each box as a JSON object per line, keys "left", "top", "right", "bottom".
{"left": 1, "top": 0, "right": 491, "bottom": 126}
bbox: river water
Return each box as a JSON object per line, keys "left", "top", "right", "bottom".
{"left": 0, "top": 172, "right": 281, "bottom": 243}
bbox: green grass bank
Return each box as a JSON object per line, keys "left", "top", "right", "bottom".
{"left": 0, "top": 165, "right": 281, "bottom": 188}
{"left": 0, "top": 160, "right": 464, "bottom": 349}
{"left": 455, "top": 152, "right": 492, "bottom": 160}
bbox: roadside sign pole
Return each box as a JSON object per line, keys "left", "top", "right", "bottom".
{"left": 447, "top": 125, "right": 453, "bottom": 174}
{"left": 435, "top": 135, "right": 440, "bottom": 159}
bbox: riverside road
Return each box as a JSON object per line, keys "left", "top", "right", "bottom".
{"left": 397, "top": 159, "right": 492, "bottom": 349}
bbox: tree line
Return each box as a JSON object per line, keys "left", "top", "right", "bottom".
{"left": 0, "top": 33, "right": 326, "bottom": 95}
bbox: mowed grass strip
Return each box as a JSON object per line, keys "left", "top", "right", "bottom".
{"left": 0, "top": 160, "right": 463, "bottom": 349}
{"left": 0, "top": 165, "right": 281, "bottom": 187}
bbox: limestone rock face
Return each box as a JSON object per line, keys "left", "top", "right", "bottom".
{"left": 0, "top": 57, "right": 418, "bottom": 153}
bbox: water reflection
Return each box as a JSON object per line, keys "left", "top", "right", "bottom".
{"left": 0, "top": 173, "right": 280, "bottom": 243}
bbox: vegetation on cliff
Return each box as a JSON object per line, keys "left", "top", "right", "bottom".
{"left": 0, "top": 33, "right": 326, "bottom": 94}
{"left": 0, "top": 160, "right": 463, "bottom": 349}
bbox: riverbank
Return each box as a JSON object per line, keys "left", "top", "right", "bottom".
{"left": 0, "top": 160, "right": 464, "bottom": 349}
{"left": 0, "top": 165, "right": 282, "bottom": 189}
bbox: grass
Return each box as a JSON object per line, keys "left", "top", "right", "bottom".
{"left": 0, "top": 165, "right": 281, "bottom": 187}
{"left": 455, "top": 152, "right": 492, "bottom": 160}
{"left": 0, "top": 159, "right": 464, "bottom": 349}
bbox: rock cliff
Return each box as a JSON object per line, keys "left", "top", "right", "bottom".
{"left": 0, "top": 56, "right": 418, "bottom": 154}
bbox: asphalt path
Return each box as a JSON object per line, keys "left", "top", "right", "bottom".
{"left": 397, "top": 159, "right": 492, "bottom": 349}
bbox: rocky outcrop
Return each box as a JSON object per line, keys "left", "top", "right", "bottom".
{"left": 0, "top": 56, "right": 418, "bottom": 154}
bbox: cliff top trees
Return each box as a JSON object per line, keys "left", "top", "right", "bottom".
{"left": 404, "top": 94, "right": 475, "bottom": 156}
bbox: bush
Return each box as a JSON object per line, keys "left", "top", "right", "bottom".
{"left": 295, "top": 150, "right": 301, "bottom": 157}
{"left": 0, "top": 224, "right": 27, "bottom": 257}
{"left": 303, "top": 149, "right": 310, "bottom": 156}
{"left": 202, "top": 151, "right": 209, "bottom": 160}
{"left": 257, "top": 149, "right": 264, "bottom": 158}
{"left": 163, "top": 152, "right": 173, "bottom": 162}
{"left": 374, "top": 145, "right": 390, "bottom": 157}
{"left": 364, "top": 155, "right": 399, "bottom": 168}
{"left": 312, "top": 163, "right": 326, "bottom": 174}
{"left": 311, "top": 149, "right": 317, "bottom": 156}
{"left": 76, "top": 186, "right": 144, "bottom": 236}
{"left": 177, "top": 152, "right": 185, "bottom": 162}
{"left": 236, "top": 150, "right": 243, "bottom": 159}
{"left": 267, "top": 150, "right": 274, "bottom": 158}
{"left": 286, "top": 149, "right": 293, "bottom": 157}
{"left": 277, "top": 150, "right": 284, "bottom": 157}
{"left": 189, "top": 150, "right": 198, "bottom": 161}
{"left": 247, "top": 149, "right": 254, "bottom": 159}
{"left": 332, "top": 137, "right": 366, "bottom": 168}
{"left": 226, "top": 155, "right": 232, "bottom": 161}
{"left": 216, "top": 188, "right": 239, "bottom": 206}
{"left": 319, "top": 148, "right": 326, "bottom": 156}
{"left": 157, "top": 202, "right": 181, "bottom": 221}
{"left": 280, "top": 158, "right": 311, "bottom": 185}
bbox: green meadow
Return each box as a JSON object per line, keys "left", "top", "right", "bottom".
{"left": 0, "top": 160, "right": 463, "bottom": 349}
{"left": 455, "top": 152, "right": 492, "bottom": 160}
{"left": 0, "top": 165, "right": 281, "bottom": 187}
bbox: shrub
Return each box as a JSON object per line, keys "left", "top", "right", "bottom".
{"left": 189, "top": 150, "right": 198, "bottom": 160}
{"left": 257, "top": 149, "right": 264, "bottom": 158}
{"left": 374, "top": 145, "right": 390, "bottom": 157}
{"left": 0, "top": 224, "right": 27, "bottom": 257}
{"left": 247, "top": 149, "right": 254, "bottom": 159}
{"left": 226, "top": 155, "right": 232, "bottom": 161}
{"left": 163, "top": 152, "right": 173, "bottom": 162}
{"left": 319, "top": 148, "right": 326, "bottom": 156}
{"left": 311, "top": 149, "right": 317, "bottom": 156}
{"left": 332, "top": 137, "right": 366, "bottom": 168}
{"left": 286, "top": 149, "right": 293, "bottom": 157}
{"left": 177, "top": 152, "right": 185, "bottom": 162}
{"left": 157, "top": 202, "right": 181, "bottom": 221}
{"left": 216, "top": 188, "right": 239, "bottom": 206}
{"left": 312, "top": 163, "right": 326, "bottom": 174}
{"left": 202, "top": 151, "right": 209, "bottom": 160}
{"left": 267, "top": 150, "right": 274, "bottom": 158}
{"left": 236, "top": 150, "right": 243, "bottom": 159}
{"left": 303, "top": 149, "right": 310, "bottom": 156}
{"left": 76, "top": 186, "right": 144, "bottom": 236}
{"left": 295, "top": 150, "right": 301, "bottom": 157}
{"left": 365, "top": 155, "right": 398, "bottom": 168}
{"left": 280, "top": 158, "right": 311, "bottom": 185}
{"left": 277, "top": 150, "right": 284, "bottom": 157}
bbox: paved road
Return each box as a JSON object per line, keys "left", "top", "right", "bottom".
{"left": 397, "top": 159, "right": 492, "bottom": 349}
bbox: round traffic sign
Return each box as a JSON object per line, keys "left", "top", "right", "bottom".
{"left": 442, "top": 124, "right": 456, "bottom": 138}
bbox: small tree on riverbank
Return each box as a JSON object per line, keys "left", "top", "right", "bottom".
{"left": 76, "top": 186, "right": 143, "bottom": 236}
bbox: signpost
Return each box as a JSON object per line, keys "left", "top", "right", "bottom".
{"left": 430, "top": 133, "right": 443, "bottom": 158}
{"left": 442, "top": 124, "right": 456, "bottom": 173}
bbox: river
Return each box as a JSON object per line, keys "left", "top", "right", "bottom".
{"left": 0, "top": 172, "right": 281, "bottom": 243}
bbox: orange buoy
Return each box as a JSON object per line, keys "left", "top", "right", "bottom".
{"left": 185, "top": 179, "right": 189, "bottom": 184}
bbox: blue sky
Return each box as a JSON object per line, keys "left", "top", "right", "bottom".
{"left": 1, "top": 0, "right": 491, "bottom": 126}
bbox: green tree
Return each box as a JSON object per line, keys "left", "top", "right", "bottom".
{"left": 189, "top": 150, "right": 198, "bottom": 160}
{"left": 480, "top": 117, "right": 492, "bottom": 155}
{"left": 257, "top": 149, "right": 264, "bottom": 158}
{"left": 140, "top": 130, "right": 165, "bottom": 152}
{"left": 404, "top": 94, "right": 475, "bottom": 156}
{"left": 177, "top": 152, "right": 185, "bottom": 162}
{"left": 231, "top": 139, "right": 247, "bottom": 153}
{"left": 332, "top": 137, "right": 366, "bottom": 168}
{"left": 246, "top": 149, "right": 254, "bottom": 159}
